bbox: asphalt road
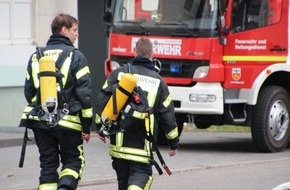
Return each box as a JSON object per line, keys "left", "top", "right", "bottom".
{"left": 1, "top": 129, "right": 290, "bottom": 190}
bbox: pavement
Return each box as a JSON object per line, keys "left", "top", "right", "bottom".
{"left": 0, "top": 127, "right": 118, "bottom": 190}
{"left": 2, "top": 127, "right": 290, "bottom": 190}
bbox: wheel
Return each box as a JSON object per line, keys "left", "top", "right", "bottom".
{"left": 252, "top": 86, "right": 290, "bottom": 152}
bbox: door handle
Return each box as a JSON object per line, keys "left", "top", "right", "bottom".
{"left": 270, "top": 46, "right": 286, "bottom": 52}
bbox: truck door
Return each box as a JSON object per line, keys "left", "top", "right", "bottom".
{"left": 223, "top": 0, "right": 286, "bottom": 89}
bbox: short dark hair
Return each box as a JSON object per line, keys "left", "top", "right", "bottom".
{"left": 136, "top": 38, "right": 153, "bottom": 59}
{"left": 51, "top": 13, "right": 79, "bottom": 34}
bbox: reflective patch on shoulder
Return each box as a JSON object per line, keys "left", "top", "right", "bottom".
{"left": 43, "top": 49, "right": 62, "bottom": 59}
{"left": 134, "top": 74, "right": 160, "bottom": 88}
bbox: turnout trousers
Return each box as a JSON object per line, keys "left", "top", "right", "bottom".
{"left": 112, "top": 157, "right": 153, "bottom": 190}
{"left": 33, "top": 127, "right": 84, "bottom": 190}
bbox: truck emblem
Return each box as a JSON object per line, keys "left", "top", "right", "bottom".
{"left": 232, "top": 68, "right": 241, "bottom": 81}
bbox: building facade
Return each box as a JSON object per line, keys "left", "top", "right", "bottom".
{"left": 0, "top": 0, "right": 77, "bottom": 128}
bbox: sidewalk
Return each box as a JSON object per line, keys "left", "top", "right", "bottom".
{"left": 0, "top": 127, "right": 117, "bottom": 190}
{"left": 0, "top": 127, "right": 34, "bottom": 148}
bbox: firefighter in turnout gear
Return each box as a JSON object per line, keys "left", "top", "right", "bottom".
{"left": 19, "top": 14, "right": 92, "bottom": 190}
{"left": 95, "top": 38, "right": 179, "bottom": 190}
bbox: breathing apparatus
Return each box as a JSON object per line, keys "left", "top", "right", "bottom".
{"left": 36, "top": 46, "right": 73, "bottom": 127}
{"left": 37, "top": 56, "right": 60, "bottom": 126}
{"left": 100, "top": 73, "right": 137, "bottom": 135}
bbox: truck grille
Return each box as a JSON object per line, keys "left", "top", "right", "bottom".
{"left": 111, "top": 56, "right": 209, "bottom": 78}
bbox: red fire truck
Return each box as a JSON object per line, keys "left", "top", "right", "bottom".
{"left": 103, "top": 0, "right": 290, "bottom": 152}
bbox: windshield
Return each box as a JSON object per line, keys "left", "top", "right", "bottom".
{"left": 112, "top": 0, "right": 219, "bottom": 37}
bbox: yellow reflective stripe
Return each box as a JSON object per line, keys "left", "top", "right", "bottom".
{"left": 77, "top": 144, "right": 85, "bottom": 177}
{"left": 62, "top": 115, "right": 81, "bottom": 123}
{"left": 163, "top": 95, "right": 172, "bottom": 108}
{"left": 166, "top": 127, "right": 179, "bottom": 139}
{"left": 132, "top": 111, "right": 146, "bottom": 119}
{"left": 102, "top": 80, "right": 108, "bottom": 89}
{"left": 59, "top": 168, "right": 79, "bottom": 180}
{"left": 31, "top": 58, "right": 40, "bottom": 88}
{"left": 31, "top": 95, "right": 37, "bottom": 102}
{"left": 116, "top": 132, "right": 123, "bottom": 147}
{"left": 129, "top": 176, "right": 153, "bottom": 190}
{"left": 58, "top": 120, "right": 82, "bottom": 131}
{"left": 95, "top": 113, "right": 101, "bottom": 124}
{"left": 110, "top": 144, "right": 150, "bottom": 157}
{"left": 21, "top": 113, "right": 27, "bottom": 119}
{"left": 23, "top": 106, "right": 33, "bottom": 113}
{"left": 60, "top": 54, "right": 72, "bottom": 87}
{"left": 110, "top": 150, "right": 150, "bottom": 164}
{"left": 76, "top": 66, "right": 90, "bottom": 80}
{"left": 32, "top": 54, "right": 37, "bottom": 62}
{"left": 144, "top": 176, "right": 153, "bottom": 190}
{"left": 147, "top": 91, "right": 156, "bottom": 108}
{"left": 27, "top": 115, "right": 40, "bottom": 121}
{"left": 82, "top": 108, "right": 93, "bottom": 118}
{"left": 21, "top": 113, "right": 38, "bottom": 120}
{"left": 223, "top": 55, "right": 287, "bottom": 62}
{"left": 149, "top": 113, "right": 154, "bottom": 135}
{"left": 128, "top": 185, "right": 143, "bottom": 190}
{"left": 38, "top": 183, "right": 57, "bottom": 190}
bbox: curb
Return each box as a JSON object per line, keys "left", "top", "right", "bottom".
{"left": 0, "top": 137, "right": 35, "bottom": 148}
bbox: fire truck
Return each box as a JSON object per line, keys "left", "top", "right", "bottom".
{"left": 102, "top": 0, "right": 290, "bottom": 152}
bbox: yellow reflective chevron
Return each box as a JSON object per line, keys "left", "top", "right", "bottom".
{"left": 223, "top": 55, "right": 287, "bottom": 62}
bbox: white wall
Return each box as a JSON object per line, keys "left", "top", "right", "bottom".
{"left": 0, "top": 0, "right": 77, "bottom": 128}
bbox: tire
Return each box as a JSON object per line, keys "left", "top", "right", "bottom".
{"left": 252, "top": 86, "right": 290, "bottom": 152}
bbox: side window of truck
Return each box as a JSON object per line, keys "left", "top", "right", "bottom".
{"left": 231, "top": 0, "right": 282, "bottom": 33}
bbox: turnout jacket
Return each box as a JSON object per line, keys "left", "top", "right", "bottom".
{"left": 96, "top": 56, "right": 179, "bottom": 163}
{"left": 20, "top": 34, "right": 92, "bottom": 133}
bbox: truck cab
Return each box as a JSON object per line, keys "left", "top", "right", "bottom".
{"left": 103, "top": 0, "right": 290, "bottom": 153}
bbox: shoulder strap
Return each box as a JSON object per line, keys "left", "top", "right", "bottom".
{"left": 36, "top": 45, "right": 75, "bottom": 67}
{"left": 55, "top": 46, "right": 75, "bottom": 69}
{"left": 124, "top": 63, "right": 133, "bottom": 74}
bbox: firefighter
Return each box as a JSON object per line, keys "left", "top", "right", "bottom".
{"left": 95, "top": 38, "right": 179, "bottom": 190}
{"left": 19, "top": 14, "right": 92, "bottom": 190}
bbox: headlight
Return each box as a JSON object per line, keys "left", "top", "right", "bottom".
{"left": 110, "top": 60, "right": 120, "bottom": 71}
{"left": 193, "top": 66, "right": 209, "bottom": 78}
{"left": 189, "top": 94, "right": 216, "bottom": 103}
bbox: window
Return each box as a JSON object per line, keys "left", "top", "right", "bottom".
{"left": 0, "top": 0, "right": 35, "bottom": 45}
{"left": 231, "top": 0, "right": 282, "bottom": 33}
